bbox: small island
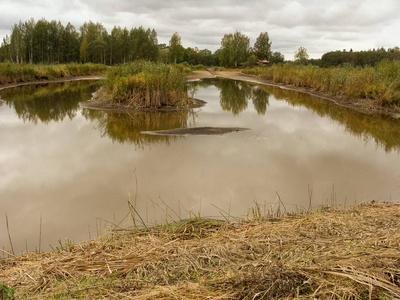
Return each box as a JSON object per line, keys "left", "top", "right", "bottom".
{"left": 83, "top": 61, "right": 204, "bottom": 111}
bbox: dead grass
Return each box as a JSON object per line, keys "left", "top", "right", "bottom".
{"left": 1, "top": 202, "right": 400, "bottom": 299}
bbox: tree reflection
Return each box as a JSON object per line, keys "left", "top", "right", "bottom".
{"left": 218, "top": 79, "right": 250, "bottom": 115}
{"left": 0, "top": 81, "right": 100, "bottom": 124}
{"left": 82, "top": 109, "right": 193, "bottom": 148}
{"left": 272, "top": 87, "right": 400, "bottom": 152}
{"left": 251, "top": 85, "right": 271, "bottom": 115}
{"left": 197, "top": 78, "right": 270, "bottom": 115}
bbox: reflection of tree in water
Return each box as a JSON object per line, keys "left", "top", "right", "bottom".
{"left": 251, "top": 85, "right": 271, "bottom": 115}
{"left": 197, "top": 78, "right": 270, "bottom": 115}
{"left": 82, "top": 109, "right": 194, "bottom": 147}
{"left": 272, "top": 87, "right": 400, "bottom": 152}
{"left": 218, "top": 79, "right": 250, "bottom": 115}
{"left": 1, "top": 81, "right": 100, "bottom": 124}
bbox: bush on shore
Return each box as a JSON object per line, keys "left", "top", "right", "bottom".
{"left": 243, "top": 60, "right": 400, "bottom": 107}
{"left": 0, "top": 63, "right": 107, "bottom": 85}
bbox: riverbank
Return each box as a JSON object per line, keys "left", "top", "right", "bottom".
{"left": 188, "top": 69, "right": 400, "bottom": 119}
{"left": 1, "top": 201, "right": 400, "bottom": 299}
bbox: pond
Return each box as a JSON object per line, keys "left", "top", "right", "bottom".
{"left": 1, "top": 78, "right": 400, "bottom": 254}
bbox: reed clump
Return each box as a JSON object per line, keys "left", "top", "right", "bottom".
{"left": 100, "top": 61, "right": 189, "bottom": 109}
{"left": 243, "top": 60, "right": 400, "bottom": 107}
{"left": 1, "top": 202, "right": 400, "bottom": 299}
{"left": 0, "top": 63, "right": 107, "bottom": 85}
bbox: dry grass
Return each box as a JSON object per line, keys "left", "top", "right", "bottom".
{"left": 1, "top": 202, "right": 400, "bottom": 299}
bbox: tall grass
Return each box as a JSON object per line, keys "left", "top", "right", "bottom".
{"left": 0, "top": 63, "right": 107, "bottom": 85}
{"left": 243, "top": 60, "right": 400, "bottom": 107}
{"left": 103, "top": 61, "right": 188, "bottom": 108}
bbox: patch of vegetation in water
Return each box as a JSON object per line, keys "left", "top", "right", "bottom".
{"left": 92, "top": 61, "right": 192, "bottom": 109}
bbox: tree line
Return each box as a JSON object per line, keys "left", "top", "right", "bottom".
{"left": 3, "top": 18, "right": 398, "bottom": 68}
{"left": 320, "top": 48, "right": 400, "bottom": 67}
{"left": 0, "top": 18, "right": 284, "bottom": 67}
{"left": 0, "top": 19, "right": 159, "bottom": 65}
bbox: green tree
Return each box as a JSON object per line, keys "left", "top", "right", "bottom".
{"left": 270, "top": 51, "right": 285, "bottom": 64}
{"left": 80, "top": 35, "right": 88, "bottom": 63}
{"left": 10, "top": 22, "right": 24, "bottom": 63}
{"left": 254, "top": 32, "right": 272, "bottom": 60}
{"left": 294, "top": 46, "right": 309, "bottom": 64}
{"left": 219, "top": 31, "right": 250, "bottom": 67}
{"left": 168, "top": 32, "right": 183, "bottom": 63}
{"left": 61, "top": 22, "right": 80, "bottom": 63}
{"left": 23, "top": 18, "right": 35, "bottom": 64}
{"left": 33, "top": 19, "right": 51, "bottom": 63}
{"left": 0, "top": 35, "right": 11, "bottom": 62}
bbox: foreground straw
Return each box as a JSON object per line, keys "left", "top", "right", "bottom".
{"left": 1, "top": 202, "right": 400, "bottom": 299}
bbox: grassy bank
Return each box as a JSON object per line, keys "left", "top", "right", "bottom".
{"left": 243, "top": 61, "right": 400, "bottom": 107}
{"left": 97, "top": 61, "right": 189, "bottom": 109}
{"left": 0, "top": 63, "right": 108, "bottom": 85}
{"left": 1, "top": 202, "right": 400, "bottom": 299}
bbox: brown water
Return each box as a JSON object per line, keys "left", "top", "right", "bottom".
{"left": 1, "top": 79, "right": 400, "bottom": 254}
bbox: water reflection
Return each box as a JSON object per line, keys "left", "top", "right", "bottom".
{"left": 271, "top": 87, "right": 400, "bottom": 152}
{"left": 1, "top": 78, "right": 399, "bottom": 152}
{"left": 82, "top": 109, "right": 194, "bottom": 147}
{"left": 195, "top": 78, "right": 270, "bottom": 115}
{"left": 0, "top": 81, "right": 100, "bottom": 124}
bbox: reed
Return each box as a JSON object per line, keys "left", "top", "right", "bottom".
{"left": 0, "top": 63, "right": 107, "bottom": 85}
{"left": 243, "top": 60, "right": 400, "bottom": 107}
{"left": 101, "top": 61, "right": 189, "bottom": 109}
{"left": 1, "top": 201, "right": 400, "bottom": 299}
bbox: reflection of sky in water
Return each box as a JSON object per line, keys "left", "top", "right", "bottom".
{"left": 1, "top": 79, "right": 400, "bottom": 254}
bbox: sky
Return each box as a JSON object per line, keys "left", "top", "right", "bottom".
{"left": 0, "top": 0, "right": 399, "bottom": 60}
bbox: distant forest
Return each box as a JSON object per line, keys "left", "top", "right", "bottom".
{"left": 320, "top": 48, "right": 400, "bottom": 67}
{"left": 1, "top": 18, "right": 400, "bottom": 67}
{"left": 0, "top": 18, "right": 219, "bottom": 66}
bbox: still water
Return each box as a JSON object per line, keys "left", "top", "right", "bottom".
{"left": 1, "top": 79, "right": 400, "bottom": 254}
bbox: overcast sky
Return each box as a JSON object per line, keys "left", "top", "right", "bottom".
{"left": 1, "top": 0, "right": 399, "bottom": 60}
